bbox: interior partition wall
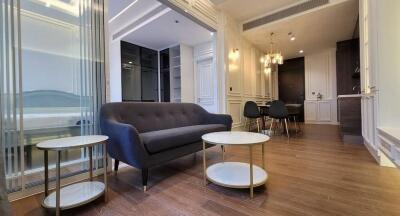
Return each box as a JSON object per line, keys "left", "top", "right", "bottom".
{"left": 0, "top": 0, "right": 106, "bottom": 199}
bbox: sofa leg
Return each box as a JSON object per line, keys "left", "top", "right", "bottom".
{"left": 142, "top": 168, "right": 148, "bottom": 192}
{"left": 114, "top": 160, "right": 119, "bottom": 172}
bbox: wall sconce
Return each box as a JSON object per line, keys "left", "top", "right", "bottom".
{"left": 229, "top": 48, "right": 239, "bottom": 60}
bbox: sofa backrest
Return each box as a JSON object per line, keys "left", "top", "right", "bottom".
{"left": 100, "top": 102, "right": 209, "bottom": 133}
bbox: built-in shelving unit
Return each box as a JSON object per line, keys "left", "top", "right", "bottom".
{"left": 169, "top": 46, "right": 182, "bottom": 103}
{"left": 169, "top": 44, "right": 194, "bottom": 103}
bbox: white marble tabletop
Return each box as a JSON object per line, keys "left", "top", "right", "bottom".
{"left": 202, "top": 131, "right": 269, "bottom": 145}
{"left": 259, "top": 103, "right": 302, "bottom": 108}
{"left": 37, "top": 135, "right": 108, "bottom": 151}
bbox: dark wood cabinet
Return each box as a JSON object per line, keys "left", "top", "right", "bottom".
{"left": 336, "top": 39, "right": 362, "bottom": 143}
{"left": 336, "top": 39, "right": 360, "bottom": 95}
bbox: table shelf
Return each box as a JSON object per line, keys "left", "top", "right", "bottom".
{"left": 42, "top": 181, "right": 105, "bottom": 210}
{"left": 206, "top": 162, "right": 268, "bottom": 188}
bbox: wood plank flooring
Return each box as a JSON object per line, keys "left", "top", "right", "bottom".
{"left": 11, "top": 124, "right": 400, "bottom": 216}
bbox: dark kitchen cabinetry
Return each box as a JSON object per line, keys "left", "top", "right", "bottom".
{"left": 336, "top": 39, "right": 360, "bottom": 95}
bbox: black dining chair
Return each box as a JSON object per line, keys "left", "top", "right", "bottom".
{"left": 288, "top": 106, "right": 301, "bottom": 134}
{"left": 268, "top": 100, "right": 290, "bottom": 138}
{"left": 259, "top": 101, "right": 272, "bottom": 132}
{"left": 243, "top": 101, "right": 261, "bottom": 132}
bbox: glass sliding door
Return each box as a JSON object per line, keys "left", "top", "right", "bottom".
{"left": 0, "top": 0, "right": 106, "bottom": 197}
{"left": 0, "top": 0, "right": 24, "bottom": 194}
{"left": 121, "top": 41, "right": 159, "bottom": 102}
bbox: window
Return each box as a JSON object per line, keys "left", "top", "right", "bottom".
{"left": 1, "top": 0, "right": 106, "bottom": 197}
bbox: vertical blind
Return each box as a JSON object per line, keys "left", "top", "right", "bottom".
{"left": 0, "top": 0, "right": 105, "bottom": 196}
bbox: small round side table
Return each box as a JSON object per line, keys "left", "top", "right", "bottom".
{"left": 202, "top": 131, "right": 270, "bottom": 198}
{"left": 37, "top": 135, "right": 109, "bottom": 216}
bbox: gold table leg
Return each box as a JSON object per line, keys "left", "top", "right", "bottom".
{"left": 56, "top": 151, "right": 61, "bottom": 216}
{"left": 262, "top": 142, "right": 265, "bottom": 169}
{"left": 221, "top": 145, "right": 225, "bottom": 161}
{"left": 103, "top": 143, "right": 108, "bottom": 202}
{"left": 89, "top": 146, "right": 93, "bottom": 181}
{"left": 203, "top": 141, "right": 207, "bottom": 186}
{"left": 249, "top": 146, "right": 254, "bottom": 199}
{"left": 44, "top": 150, "right": 49, "bottom": 197}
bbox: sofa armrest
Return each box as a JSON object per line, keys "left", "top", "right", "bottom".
{"left": 203, "top": 113, "right": 233, "bottom": 131}
{"left": 100, "top": 119, "right": 148, "bottom": 168}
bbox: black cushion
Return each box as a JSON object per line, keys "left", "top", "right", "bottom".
{"left": 141, "top": 124, "right": 227, "bottom": 154}
{"left": 102, "top": 102, "right": 210, "bottom": 133}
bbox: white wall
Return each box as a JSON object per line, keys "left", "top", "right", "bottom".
{"left": 109, "top": 40, "right": 122, "bottom": 102}
{"left": 304, "top": 49, "right": 338, "bottom": 124}
{"left": 359, "top": 0, "right": 400, "bottom": 167}
{"left": 376, "top": 0, "right": 400, "bottom": 128}
{"left": 221, "top": 13, "right": 273, "bottom": 129}
{"left": 180, "top": 44, "right": 195, "bottom": 103}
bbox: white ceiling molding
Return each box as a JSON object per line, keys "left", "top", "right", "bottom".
{"left": 109, "top": 0, "right": 139, "bottom": 23}
{"left": 158, "top": 0, "right": 218, "bottom": 31}
{"left": 112, "top": 4, "right": 170, "bottom": 41}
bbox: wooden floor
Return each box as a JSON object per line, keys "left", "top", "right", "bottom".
{"left": 11, "top": 124, "right": 400, "bottom": 216}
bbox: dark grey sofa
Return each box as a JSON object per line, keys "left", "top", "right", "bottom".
{"left": 100, "top": 102, "right": 232, "bottom": 190}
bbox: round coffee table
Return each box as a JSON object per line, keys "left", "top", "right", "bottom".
{"left": 37, "top": 135, "right": 109, "bottom": 216}
{"left": 202, "top": 131, "right": 270, "bottom": 198}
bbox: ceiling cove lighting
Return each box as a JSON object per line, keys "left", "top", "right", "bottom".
{"left": 260, "top": 32, "right": 283, "bottom": 71}
{"left": 109, "top": 0, "right": 139, "bottom": 23}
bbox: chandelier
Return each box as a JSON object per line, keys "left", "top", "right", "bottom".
{"left": 261, "top": 32, "right": 283, "bottom": 71}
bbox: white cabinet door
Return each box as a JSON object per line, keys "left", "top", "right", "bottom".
{"left": 305, "top": 100, "right": 334, "bottom": 123}
{"left": 305, "top": 101, "right": 318, "bottom": 121}
{"left": 318, "top": 101, "right": 332, "bottom": 121}
{"left": 196, "top": 57, "right": 216, "bottom": 112}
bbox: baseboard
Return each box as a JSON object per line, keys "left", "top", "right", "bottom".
{"left": 363, "top": 139, "right": 380, "bottom": 164}
{"left": 305, "top": 121, "right": 339, "bottom": 125}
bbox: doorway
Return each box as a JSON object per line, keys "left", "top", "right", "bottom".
{"left": 278, "top": 57, "right": 305, "bottom": 121}
{"left": 194, "top": 41, "right": 218, "bottom": 113}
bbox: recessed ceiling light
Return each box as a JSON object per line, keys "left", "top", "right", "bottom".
{"left": 299, "top": 50, "right": 304, "bottom": 54}
{"left": 210, "top": 32, "right": 214, "bottom": 36}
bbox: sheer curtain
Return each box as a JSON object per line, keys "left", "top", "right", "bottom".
{"left": 0, "top": 0, "right": 105, "bottom": 198}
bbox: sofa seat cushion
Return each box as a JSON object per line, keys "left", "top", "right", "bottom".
{"left": 140, "top": 124, "right": 227, "bottom": 154}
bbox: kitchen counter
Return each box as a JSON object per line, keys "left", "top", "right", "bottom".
{"left": 338, "top": 94, "right": 362, "bottom": 98}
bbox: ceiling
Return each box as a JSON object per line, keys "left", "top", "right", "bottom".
{"left": 122, "top": 9, "right": 213, "bottom": 50}
{"left": 242, "top": 0, "right": 359, "bottom": 59}
{"left": 211, "top": 0, "right": 301, "bottom": 22}
{"left": 108, "top": 0, "right": 136, "bottom": 20}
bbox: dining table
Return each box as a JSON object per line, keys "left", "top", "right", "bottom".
{"left": 258, "top": 103, "right": 302, "bottom": 134}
